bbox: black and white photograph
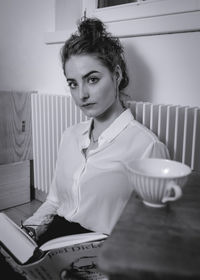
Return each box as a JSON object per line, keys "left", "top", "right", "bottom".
{"left": 0, "top": 0, "right": 200, "bottom": 279}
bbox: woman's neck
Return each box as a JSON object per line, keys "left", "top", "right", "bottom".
{"left": 92, "top": 102, "right": 125, "bottom": 139}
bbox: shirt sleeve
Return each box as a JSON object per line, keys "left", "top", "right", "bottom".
{"left": 23, "top": 200, "right": 58, "bottom": 237}
{"left": 142, "top": 140, "right": 170, "bottom": 159}
{"left": 22, "top": 168, "right": 60, "bottom": 238}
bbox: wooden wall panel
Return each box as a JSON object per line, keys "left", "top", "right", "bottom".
{"left": 0, "top": 161, "right": 30, "bottom": 210}
{"left": 0, "top": 91, "right": 33, "bottom": 164}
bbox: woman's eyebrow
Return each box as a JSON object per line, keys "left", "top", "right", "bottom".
{"left": 66, "top": 78, "right": 75, "bottom": 82}
{"left": 67, "top": 71, "right": 100, "bottom": 82}
{"left": 82, "top": 71, "right": 100, "bottom": 79}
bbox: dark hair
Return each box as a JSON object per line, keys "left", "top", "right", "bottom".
{"left": 60, "top": 17, "right": 129, "bottom": 92}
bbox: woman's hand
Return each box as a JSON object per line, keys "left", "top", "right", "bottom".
{"left": 21, "top": 223, "right": 37, "bottom": 241}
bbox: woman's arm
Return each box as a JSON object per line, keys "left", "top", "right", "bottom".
{"left": 23, "top": 131, "right": 69, "bottom": 239}
{"left": 22, "top": 129, "right": 75, "bottom": 240}
{"left": 22, "top": 200, "right": 58, "bottom": 240}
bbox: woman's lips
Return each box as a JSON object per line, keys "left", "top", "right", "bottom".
{"left": 81, "top": 103, "right": 95, "bottom": 108}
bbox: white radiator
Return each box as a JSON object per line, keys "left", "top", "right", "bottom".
{"left": 31, "top": 94, "right": 87, "bottom": 192}
{"left": 128, "top": 101, "right": 200, "bottom": 172}
{"left": 31, "top": 94, "right": 200, "bottom": 193}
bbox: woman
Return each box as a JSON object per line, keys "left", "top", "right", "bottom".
{"left": 23, "top": 18, "right": 169, "bottom": 243}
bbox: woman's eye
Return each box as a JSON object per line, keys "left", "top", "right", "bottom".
{"left": 88, "top": 77, "right": 99, "bottom": 84}
{"left": 68, "top": 81, "right": 77, "bottom": 89}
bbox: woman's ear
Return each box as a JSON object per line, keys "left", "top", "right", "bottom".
{"left": 114, "top": 65, "right": 122, "bottom": 86}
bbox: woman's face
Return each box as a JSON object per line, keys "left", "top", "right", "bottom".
{"left": 64, "top": 54, "right": 120, "bottom": 119}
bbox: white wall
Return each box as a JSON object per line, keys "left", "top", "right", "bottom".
{"left": 55, "top": 0, "right": 82, "bottom": 31}
{"left": 122, "top": 32, "right": 200, "bottom": 107}
{"left": 0, "top": 0, "right": 68, "bottom": 94}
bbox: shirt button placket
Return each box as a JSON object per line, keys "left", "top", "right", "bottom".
{"left": 71, "top": 158, "right": 87, "bottom": 218}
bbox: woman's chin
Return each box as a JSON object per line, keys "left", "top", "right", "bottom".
{"left": 81, "top": 107, "right": 99, "bottom": 118}
{"left": 81, "top": 110, "right": 95, "bottom": 119}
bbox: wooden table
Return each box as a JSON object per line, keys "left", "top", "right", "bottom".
{"left": 98, "top": 172, "right": 200, "bottom": 280}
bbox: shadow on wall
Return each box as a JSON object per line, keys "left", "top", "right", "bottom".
{"left": 123, "top": 41, "right": 153, "bottom": 103}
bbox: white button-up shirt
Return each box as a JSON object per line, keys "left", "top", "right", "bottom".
{"left": 24, "top": 109, "right": 169, "bottom": 235}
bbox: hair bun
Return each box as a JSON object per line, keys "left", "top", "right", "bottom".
{"left": 78, "top": 18, "right": 107, "bottom": 40}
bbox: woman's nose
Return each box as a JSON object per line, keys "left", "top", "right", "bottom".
{"left": 79, "top": 84, "right": 89, "bottom": 100}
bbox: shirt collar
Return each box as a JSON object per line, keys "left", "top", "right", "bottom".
{"left": 98, "top": 108, "right": 134, "bottom": 146}
{"left": 81, "top": 108, "right": 134, "bottom": 147}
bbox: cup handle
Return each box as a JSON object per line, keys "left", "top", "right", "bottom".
{"left": 162, "top": 181, "right": 182, "bottom": 203}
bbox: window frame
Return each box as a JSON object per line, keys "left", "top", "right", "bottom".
{"left": 44, "top": 0, "right": 200, "bottom": 44}
{"left": 83, "top": 0, "right": 200, "bottom": 22}
{"left": 82, "top": 0, "right": 200, "bottom": 37}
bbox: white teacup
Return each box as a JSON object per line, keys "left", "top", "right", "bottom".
{"left": 128, "top": 159, "right": 191, "bottom": 208}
